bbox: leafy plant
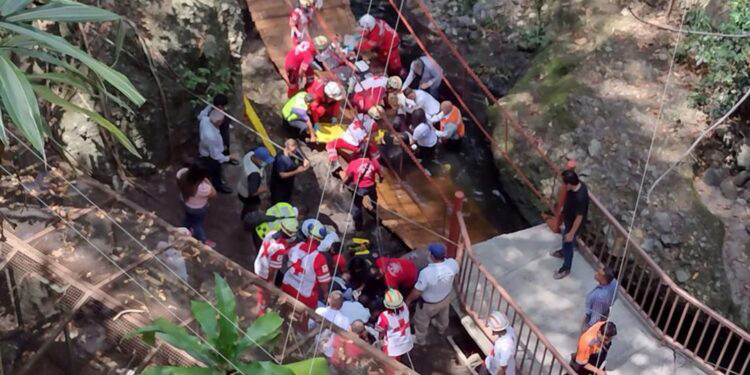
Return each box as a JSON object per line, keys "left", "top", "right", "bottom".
{"left": 175, "top": 61, "right": 234, "bottom": 109}
{"left": 679, "top": 0, "right": 750, "bottom": 117}
{"left": 131, "top": 273, "right": 329, "bottom": 375}
{"left": 0, "top": 0, "right": 145, "bottom": 157}
{"left": 518, "top": 23, "right": 549, "bottom": 51}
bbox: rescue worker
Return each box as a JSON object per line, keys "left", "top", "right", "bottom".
{"left": 284, "top": 39, "right": 316, "bottom": 97}
{"left": 479, "top": 311, "right": 516, "bottom": 375}
{"left": 376, "top": 289, "right": 414, "bottom": 360}
{"left": 307, "top": 78, "right": 345, "bottom": 124}
{"left": 341, "top": 156, "right": 382, "bottom": 232}
{"left": 237, "top": 146, "right": 273, "bottom": 222}
{"left": 250, "top": 201, "right": 299, "bottom": 248}
{"left": 254, "top": 217, "right": 298, "bottom": 315}
{"left": 374, "top": 256, "right": 418, "bottom": 296}
{"left": 269, "top": 139, "right": 310, "bottom": 204}
{"left": 281, "top": 92, "right": 316, "bottom": 141}
{"left": 573, "top": 321, "right": 618, "bottom": 375}
{"left": 406, "top": 243, "right": 459, "bottom": 346}
{"left": 356, "top": 14, "right": 403, "bottom": 75}
{"left": 325, "top": 107, "right": 383, "bottom": 162}
{"left": 301, "top": 218, "right": 340, "bottom": 253}
{"left": 402, "top": 55, "right": 444, "bottom": 97}
{"left": 288, "top": 0, "right": 318, "bottom": 45}
{"left": 436, "top": 100, "right": 465, "bottom": 150}
{"left": 281, "top": 221, "right": 332, "bottom": 309}
{"left": 352, "top": 74, "right": 388, "bottom": 113}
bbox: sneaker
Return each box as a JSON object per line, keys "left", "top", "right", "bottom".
{"left": 550, "top": 249, "right": 564, "bottom": 258}
{"left": 553, "top": 268, "right": 570, "bottom": 279}
{"left": 204, "top": 240, "right": 217, "bottom": 248}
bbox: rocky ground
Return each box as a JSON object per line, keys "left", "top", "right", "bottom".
{"left": 419, "top": 0, "right": 750, "bottom": 327}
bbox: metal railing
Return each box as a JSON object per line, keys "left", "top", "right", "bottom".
{"left": 453, "top": 208, "right": 577, "bottom": 375}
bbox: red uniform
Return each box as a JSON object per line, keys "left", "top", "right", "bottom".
{"left": 345, "top": 157, "right": 381, "bottom": 188}
{"left": 284, "top": 40, "right": 316, "bottom": 97}
{"left": 352, "top": 75, "right": 387, "bottom": 113}
{"left": 288, "top": 7, "right": 313, "bottom": 45}
{"left": 307, "top": 79, "right": 342, "bottom": 123}
{"left": 358, "top": 18, "right": 402, "bottom": 75}
{"left": 375, "top": 257, "right": 418, "bottom": 292}
{"left": 281, "top": 239, "right": 332, "bottom": 309}
{"left": 326, "top": 114, "right": 380, "bottom": 161}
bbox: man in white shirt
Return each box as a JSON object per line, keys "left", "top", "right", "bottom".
{"left": 403, "top": 88, "right": 442, "bottom": 124}
{"left": 340, "top": 299, "right": 371, "bottom": 323}
{"left": 402, "top": 56, "right": 444, "bottom": 97}
{"left": 405, "top": 243, "right": 459, "bottom": 346}
{"left": 309, "top": 291, "right": 351, "bottom": 358}
{"left": 199, "top": 110, "right": 233, "bottom": 193}
{"left": 480, "top": 311, "right": 516, "bottom": 375}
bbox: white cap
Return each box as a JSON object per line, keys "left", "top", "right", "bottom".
{"left": 324, "top": 82, "right": 345, "bottom": 101}
{"left": 358, "top": 14, "right": 376, "bottom": 31}
{"left": 487, "top": 311, "right": 510, "bottom": 332}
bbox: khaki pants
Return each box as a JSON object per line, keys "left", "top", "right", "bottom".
{"left": 413, "top": 295, "right": 451, "bottom": 345}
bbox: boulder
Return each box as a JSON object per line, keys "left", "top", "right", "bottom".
{"left": 675, "top": 269, "right": 690, "bottom": 283}
{"left": 652, "top": 211, "right": 672, "bottom": 233}
{"left": 720, "top": 178, "right": 738, "bottom": 200}
{"left": 702, "top": 166, "right": 727, "bottom": 187}
{"left": 738, "top": 144, "right": 750, "bottom": 170}
{"left": 733, "top": 170, "right": 750, "bottom": 187}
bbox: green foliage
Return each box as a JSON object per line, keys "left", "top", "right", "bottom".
{"left": 0, "top": 0, "right": 144, "bottom": 158}
{"left": 175, "top": 60, "right": 234, "bottom": 109}
{"left": 679, "top": 0, "right": 750, "bottom": 117}
{"left": 518, "top": 23, "right": 549, "bottom": 52}
{"left": 131, "top": 273, "right": 328, "bottom": 375}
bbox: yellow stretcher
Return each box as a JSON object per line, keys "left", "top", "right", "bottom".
{"left": 314, "top": 122, "right": 386, "bottom": 144}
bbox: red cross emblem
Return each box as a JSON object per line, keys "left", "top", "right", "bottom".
{"left": 397, "top": 319, "right": 410, "bottom": 335}
{"left": 291, "top": 259, "right": 304, "bottom": 274}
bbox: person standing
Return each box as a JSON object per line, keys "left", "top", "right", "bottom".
{"left": 198, "top": 110, "right": 233, "bottom": 193}
{"left": 198, "top": 94, "right": 234, "bottom": 157}
{"left": 176, "top": 163, "right": 217, "bottom": 247}
{"left": 288, "top": 0, "right": 318, "bottom": 45}
{"left": 406, "top": 243, "right": 458, "bottom": 346}
{"left": 552, "top": 170, "right": 589, "bottom": 279}
{"left": 341, "top": 156, "right": 382, "bottom": 232}
{"left": 376, "top": 289, "right": 414, "bottom": 360}
{"left": 270, "top": 139, "right": 310, "bottom": 204}
{"left": 402, "top": 56, "right": 444, "bottom": 98}
{"left": 237, "top": 147, "right": 274, "bottom": 221}
{"left": 479, "top": 311, "right": 516, "bottom": 375}
{"left": 583, "top": 268, "right": 618, "bottom": 331}
{"left": 253, "top": 218, "right": 298, "bottom": 315}
{"left": 282, "top": 223, "right": 332, "bottom": 309}
{"left": 408, "top": 109, "right": 438, "bottom": 169}
{"left": 572, "top": 321, "right": 618, "bottom": 375}
{"left": 284, "top": 39, "right": 316, "bottom": 97}
{"left": 436, "top": 101, "right": 465, "bottom": 149}
{"left": 309, "top": 291, "right": 350, "bottom": 358}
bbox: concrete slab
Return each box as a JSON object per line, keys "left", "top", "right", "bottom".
{"left": 472, "top": 224, "right": 707, "bottom": 375}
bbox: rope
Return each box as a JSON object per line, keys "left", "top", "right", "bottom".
{"left": 628, "top": 7, "right": 750, "bottom": 38}
{"left": 6, "top": 131, "right": 283, "bottom": 364}
{"left": 0, "top": 164, "right": 253, "bottom": 375}
{"left": 597, "top": 7, "right": 689, "bottom": 370}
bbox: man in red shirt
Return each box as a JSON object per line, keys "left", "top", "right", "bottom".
{"left": 284, "top": 40, "right": 316, "bottom": 97}
{"left": 356, "top": 15, "right": 403, "bottom": 75}
{"left": 351, "top": 75, "right": 387, "bottom": 113}
{"left": 307, "top": 78, "right": 344, "bottom": 124}
{"left": 375, "top": 257, "right": 418, "bottom": 295}
{"left": 342, "top": 157, "right": 381, "bottom": 231}
{"left": 281, "top": 225, "right": 332, "bottom": 309}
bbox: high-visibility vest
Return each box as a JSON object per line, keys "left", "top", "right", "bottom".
{"left": 440, "top": 107, "right": 465, "bottom": 138}
{"left": 282, "top": 92, "right": 309, "bottom": 122}
{"left": 255, "top": 202, "right": 297, "bottom": 239}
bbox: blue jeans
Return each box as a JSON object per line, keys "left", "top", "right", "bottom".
{"left": 182, "top": 205, "right": 208, "bottom": 242}
{"left": 561, "top": 235, "right": 576, "bottom": 272}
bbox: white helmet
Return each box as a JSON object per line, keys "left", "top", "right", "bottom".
{"left": 386, "top": 76, "right": 402, "bottom": 90}
{"left": 367, "top": 105, "right": 384, "bottom": 120}
{"left": 486, "top": 311, "right": 510, "bottom": 332}
{"left": 324, "top": 82, "right": 345, "bottom": 101}
{"left": 299, "top": 0, "right": 315, "bottom": 8}
{"left": 358, "top": 14, "right": 376, "bottom": 31}
{"left": 313, "top": 35, "right": 329, "bottom": 51}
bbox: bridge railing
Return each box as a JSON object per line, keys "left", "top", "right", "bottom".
{"left": 396, "top": 1, "right": 750, "bottom": 373}
{"left": 453, "top": 211, "right": 577, "bottom": 375}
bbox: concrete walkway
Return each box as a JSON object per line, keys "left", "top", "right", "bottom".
{"left": 472, "top": 224, "right": 706, "bottom": 375}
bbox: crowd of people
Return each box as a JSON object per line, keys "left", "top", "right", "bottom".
{"left": 174, "top": 1, "right": 621, "bottom": 373}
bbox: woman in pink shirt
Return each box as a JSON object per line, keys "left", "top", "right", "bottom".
{"left": 177, "top": 163, "right": 216, "bottom": 247}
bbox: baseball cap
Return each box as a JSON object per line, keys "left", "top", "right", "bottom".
{"left": 254, "top": 147, "right": 274, "bottom": 164}
{"left": 428, "top": 243, "right": 446, "bottom": 258}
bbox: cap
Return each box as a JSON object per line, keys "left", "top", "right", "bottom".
{"left": 383, "top": 289, "right": 404, "bottom": 309}
{"left": 487, "top": 311, "right": 510, "bottom": 332}
{"left": 254, "top": 147, "right": 273, "bottom": 164}
{"left": 428, "top": 243, "right": 446, "bottom": 258}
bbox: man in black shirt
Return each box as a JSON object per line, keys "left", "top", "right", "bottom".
{"left": 269, "top": 139, "right": 309, "bottom": 204}
{"left": 552, "top": 170, "right": 589, "bottom": 279}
